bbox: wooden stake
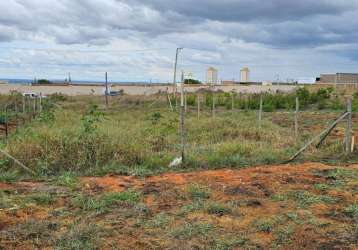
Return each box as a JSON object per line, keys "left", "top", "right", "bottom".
{"left": 231, "top": 92, "right": 235, "bottom": 111}
{"left": 180, "top": 82, "right": 185, "bottom": 164}
{"left": 105, "top": 72, "right": 109, "bottom": 108}
{"left": 295, "top": 97, "right": 299, "bottom": 138}
{"left": 39, "top": 93, "right": 42, "bottom": 113}
{"left": 197, "top": 93, "right": 200, "bottom": 119}
{"left": 22, "top": 96, "right": 25, "bottom": 113}
{"left": 167, "top": 90, "right": 174, "bottom": 111}
{"left": 345, "top": 98, "right": 352, "bottom": 154}
{"left": 212, "top": 92, "right": 216, "bottom": 118}
{"left": 259, "top": 95, "right": 263, "bottom": 129}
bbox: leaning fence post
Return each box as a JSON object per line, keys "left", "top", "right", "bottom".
{"left": 295, "top": 97, "right": 299, "bottom": 138}
{"left": 259, "top": 94, "right": 263, "bottom": 129}
{"left": 345, "top": 97, "right": 352, "bottom": 154}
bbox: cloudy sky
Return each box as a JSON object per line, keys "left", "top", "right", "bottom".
{"left": 1, "top": 0, "right": 358, "bottom": 82}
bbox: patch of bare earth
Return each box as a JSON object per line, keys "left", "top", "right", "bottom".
{"left": 1, "top": 162, "right": 357, "bottom": 249}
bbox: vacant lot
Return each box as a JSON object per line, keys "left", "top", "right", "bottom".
{"left": 0, "top": 89, "right": 357, "bottom": 249}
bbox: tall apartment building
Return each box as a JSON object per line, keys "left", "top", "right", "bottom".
{"left": 206, "top": 67, "right": 218, "bottom": 85}
{"left": 240, "top": 67, "right": 250, "bottom": 83}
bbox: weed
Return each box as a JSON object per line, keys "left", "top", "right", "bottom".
{"left": 187, "top": 184, "right": 211, "bottom": 200}
{"left": 145, "top": 213, "right": 172, "bottom": 228}
{"left": 288, "top": 190, "right": 337, "bottom": 207}
{"left": 206, "top": 202, "right": 232, "bottom": 216}
{"left": 178, "top": 201, "right": 206, "bottom": 215}
{"left": 0, "top": 191, "right": 12, "bottom": 209}
{"left": 0, "top": 220, "right": 59, "bottom": 248}
{"left": 72, "top": 190, "right": 141, "bottom": 213}
{"left": 72, "top": 194, "right": 101, "bottom": 212}
{"left": 271, "top": 193, "right": 288, "bottom": 202}
{"left": 171, "top": 222, "right": 214, "bottom": 240}
{"left": 56, "top": 172, "right": 78, "bottom": 189}
{"left": 253, "top": 218, "right": 275, "bottom": 233}
{"left": 344, "top": 204, "right": 358, "bottom": 219}
{"left": 26, "top": 193, "right": 55, "bottom": 205}
{"left": 314, "top": 183, "right": 329, "bottom": 191}
{"left": 272, "top": 225, "right": 294, "bottom": 247}
{"left": 55, "top": 223, "right": 102, "bottom": 250}
{"left": 101, "top": 190, "right": 141, "bottom": 205}
{"left": 0, "top": 170, "right": 20, "bottom": 183}
{"left": 212, "top": 236, "right": 249, "bottom": 250}
{"left": 315, "top": 168, "right": 358, "bottom": 180}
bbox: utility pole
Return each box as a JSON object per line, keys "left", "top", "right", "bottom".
{"left": 173, "top": 48, "right": 183, "bottom": 109}
{"left": 105, "top": 72, "right": 109, "bottom": 108}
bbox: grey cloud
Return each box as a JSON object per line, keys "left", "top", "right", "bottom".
{"left": 136, "top": 0, "right": 355, "bottom": 22}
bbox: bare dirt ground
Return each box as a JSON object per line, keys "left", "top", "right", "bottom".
{"left": 1, "top": 162, "right": 357, "bottom": 249}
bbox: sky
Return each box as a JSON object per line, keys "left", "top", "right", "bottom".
{"left": 1, "top": 0, "right": 358, "bottom": 82}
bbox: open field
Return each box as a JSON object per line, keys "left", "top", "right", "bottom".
{"left": 0, "top": 88, "right": 357, "bottom": 249}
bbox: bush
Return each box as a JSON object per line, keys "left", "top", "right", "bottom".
{"left": 186, "top": 94, "right": 196, "bottom": 106}
{"left": 37, "top": 79, "right": 53, "bottom": 85}
{"left": 184, "top": 79, "right": 201, "bottom": 85}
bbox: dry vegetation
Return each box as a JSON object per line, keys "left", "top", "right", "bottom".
{"left": 0, "top": 87, "right": 357, "bottom": 249}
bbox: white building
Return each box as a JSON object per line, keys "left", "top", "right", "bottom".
{"left": 240, "top": 67, "right": 250, "bottom": 83}
{"left": 206, "top": 67, "right": 218, "bottom": 85}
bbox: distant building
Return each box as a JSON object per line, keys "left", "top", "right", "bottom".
{"left": 222, "top": 80, "right": 237, "bottom": 85}
{"left": 262, "top": 81, "right": 273, "bottom": 86}
{"left": 240, "top": 67, "right": 250, "bottom": 83}
{"left": 206, "top": 67, "right": 218, "bottom": 85}
{"left": 317, "top": 73, "right": 358, "bottom": 84}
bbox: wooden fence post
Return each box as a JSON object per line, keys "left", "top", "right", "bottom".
{"left": 180, "top": 84, "right": 185, "bottom": 163}
{"left": 22, "top": 96, "right": 26, "bottom": 113}
{"left": 231, "top": 92, "right": 235, "bottom": 111}
{"left": 259, "top": 94, "right": 263, "bottom": 129}
{"left": 5, "top": 108, "right": 8, "bottom": 138}
{"left": 345, "top": 97, "right": 352, "bottom": 154}
{"left": 197, "top": 93, "right": 200, "bottom": 119}
{"left": 212, "top": 92, "right": 216, "bottom": 118}
{"left": 33, "top": 97, "right": 36, "bottom": 115}
{"left": 39, "top": 93, "right": 43, "bottom": 113}
{"left": 295, "top": 97, "right": 299, "bottom": 138}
